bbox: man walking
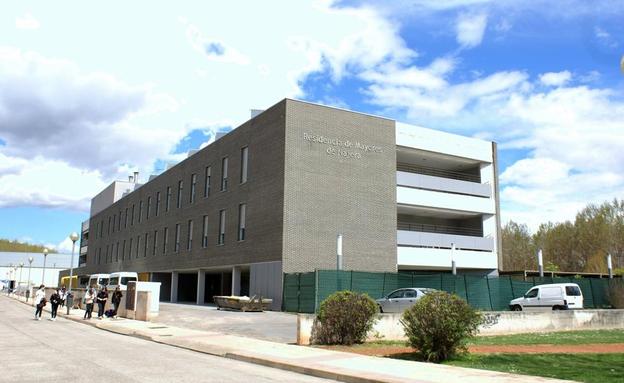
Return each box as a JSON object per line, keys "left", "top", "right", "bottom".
{"left": 83, "top": 288, "right": 95, "bottom": 320}
{"left": 96, "top": 287, "right": 108, "bottom": 320}
{"left": 49, "top": 289, "right": 61, "bottom": 321}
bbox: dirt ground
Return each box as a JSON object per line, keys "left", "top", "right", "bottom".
{"left": 320, "top": 343, "right": 624, "bottom": 356}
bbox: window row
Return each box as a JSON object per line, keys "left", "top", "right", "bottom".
{"left": 94, "top": 204, "right": 247, "bottom": 265}
{"left": 93, "top": 146, "right": 249, "bottom": 240}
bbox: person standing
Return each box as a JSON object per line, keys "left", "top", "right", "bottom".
{"left": 59, "top": 286, "right": 67, "bottom": 307}
{"left": 83, "top": 288, "right": 95, "bottom": 320}
{"left": 49, "top": 289, "right": 61, "bottom": 321}
{"left": 34, "top": 285, "right": 46, "bottom": 321}
{"left": 96, "top": 287, "right": 108, "bottom": 320}
{"left": 111, "top": 286, "right": 123, "bottom": 318}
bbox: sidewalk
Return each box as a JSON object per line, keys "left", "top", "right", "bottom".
{"left": 7, "top": 294, "right": 571, "bottom": 383}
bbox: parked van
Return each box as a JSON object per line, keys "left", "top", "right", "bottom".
{"left": 107, "top": 272, "right": 138, "bottom": 291}
{"left": 87, "top": 274, "right": 109, "bottom": 290}
{"left": 509, "top": 283, "right": 583, "bottom": 311}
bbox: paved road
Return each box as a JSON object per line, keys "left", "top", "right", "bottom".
{"left": 156, "top": 302, "right": 297, "bottom": 343}
{"left": 0, "top": 296, "right": 334, "bottom": 383}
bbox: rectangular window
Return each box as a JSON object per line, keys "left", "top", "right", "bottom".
{"left": 156, "top": 191, "right": 161, "bottom": 216}
{"left": 129, "top": 238, "right": 133, "bottom": 258}
{"left": 136, "top": 235, "right": 141, "bottom": 258}
{"left": 187, "top": 220, "right": 193, "bottom": 250}
{"left": 144, "top": 232, "right": 149, "bottom": 257}
{"left": 122, "top": 240, "right": 126, "bottom": 261}
{"left": 218, "top": 209, "right": 226, "bottom": 245}
{"left": 98, "top": 248, "right": 101, "bottom": 265}
{"left": 190, "top": 174, "right": 197, "bottom": 203}
{"left": 221, "top": 157, "right": 228, "bottom": 191}
{"left": 115, "top": 242, "right": 119, "bottom": 262}
{"left": 174, "top": 223, "right": 180, "bottom": 253}
{"left": 202, "top": 215, "right": 209, "bottom": 248}
{"left": 112, "top": 215, "right": 116, "bottom": 233}
{"left": 163, "top": 227, "right": 168, "bottom": 254}
{"left": 240, "top": 146, "right": 248, "bottom": 184}
{"left": 147, "top": 196, "right": 152, "bottom": 219}
{"left": 166, "top": 187, "right": 172, "bottom": 212}
{"left": 125, "top": 208, "right": 129, "bottom": 228}
{"left": 131, "top": 205, "right": 135, "bottom": 226}
{"left": 106, "top": 245, "right": 109, "bottom": 263}
{"left": 238, "top": 203, "right": 246, "bottom": 241}
{"left": 204, "top": 166, "right": 211, "bottom": 197}
{"left": 138, "top": 200, "right": 143, "bottom": 223}
{"left": 153, "top": 230, "right": 158, "bottom": 256}
{"left": 108, "top": 216, "right": 112, "bottom": 235}
{"left": 177, "top": 180, "right": 183, "bottom": 208}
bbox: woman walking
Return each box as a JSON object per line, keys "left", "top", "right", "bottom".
{"left": 49, "top": 289, "right": 61, "bottom": 321}
{"left": 111, "top": 286, "right": 123, "bottom": 318}
{"left": 59, "top": 286, "right": 67, "bottom": 307}
{"left": 34, "top": 285, "right": 46, "bottom": 321}
{"left": 96, "top": 287, "right": 108, "bottom": 320}
{"left": 83, "top": 288, "right": 95, "bottom": 320}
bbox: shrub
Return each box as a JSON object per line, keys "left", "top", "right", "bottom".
{"left": 607, "top": 281, "right": 624, "bottom": 309}
{"left": 400, "top": 290, "right": 482, "bottom": 363}
{"left": 312, "top": 291, "right": 378, "bottom": 345}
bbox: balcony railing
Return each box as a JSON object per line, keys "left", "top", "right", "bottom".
{"left": 397, "top": 221, "right": 483, "bottom": 237}
{"left": 397, "top": 162, "right": 480, "bottom": 183}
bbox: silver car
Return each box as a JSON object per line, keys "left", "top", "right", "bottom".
{"left": 376, "top": 288, "right": 436, "bottom": 313}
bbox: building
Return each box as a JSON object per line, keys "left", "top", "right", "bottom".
{"left": 1, "top": 251, "right": 78, "bottom": 289}
{"left": 63, "top": 99, "right": 501, "bottom": 309}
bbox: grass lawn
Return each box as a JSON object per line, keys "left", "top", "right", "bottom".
{"left": 470, "top": 329, "right": 624, "bottom": 346}
{"left": 444, "top": 353, "right": 624, "bottom": 383}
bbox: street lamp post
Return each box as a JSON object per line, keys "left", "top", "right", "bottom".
{"left": 42, "top": 248, "right": 49, "bottom": 285}
{"left": 18, "top": 262, "right": 24, "bottom": 288}
{"left": 67, "top": 232, "right": 79, "bottom": 314}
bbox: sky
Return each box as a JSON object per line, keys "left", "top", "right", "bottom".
{"left": 0, "top": 0, "right": 623, "bottom": 253}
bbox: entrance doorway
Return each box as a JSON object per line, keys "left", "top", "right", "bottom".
{"left": 204, "top": 272, "right": 232, "bottom": 303}
{"left": 177, "top": 273, "right": 198, "bottom": 303}
{"left": 151, "top": 272, "right": 172, "bottom": 302}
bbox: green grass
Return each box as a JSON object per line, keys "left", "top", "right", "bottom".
{"left": 470, "top": 329, "right": 624, "bottom": 346}
{"left": 444, "top": 353, "right": 624, "bottom": 383}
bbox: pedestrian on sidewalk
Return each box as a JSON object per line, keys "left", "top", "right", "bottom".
{"left": 34, "top": 285, "right": 46, "bottom": 321}
{"left": 96, "top": 287, "right": 108, "bottom": 320}
{"left": 111, "top": 286, "right": 123, "bottom": 318}
{"left": 59, "top": 286, "right": 66, "bottom": 307}
{"left": 49, "top": 289, "right": 61, "bottom": 321}
{"left": 84, "top": 288, "right": 95, "bottom": 320}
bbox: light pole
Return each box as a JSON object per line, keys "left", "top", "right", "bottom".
{"left": 537, "top": 249, "right": 544, "bottom": 277}
{"left": 18, "top": 262, "right": 23, "bottom": 288}
{"left": 67, "top": 232, "right": 79, "bottom": 314}
{"left": 27, "top": 256, "right": 33, "bottom": 288}
{"left": 451, "top": 243, "right": 457, "bottom": 276}
{"left": 336, "top": 234, "right": 343, "bottom": 271}
{"left": 42, "top": 248, "right": 48, "bottom": 285}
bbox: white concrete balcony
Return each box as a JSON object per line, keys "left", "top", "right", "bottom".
{"left": 397, "top": 246, "right": 498, "bottom": 270}
{"left": 397, "top": 171, "right": 491, "bottom": 198}
{"left": 397, "top": 230, "right": 494, "bottom": 252}
{"left": 397, "top": 186, "right": 495, "bottom": 215}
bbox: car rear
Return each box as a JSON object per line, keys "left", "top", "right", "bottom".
{"left": 564, "top": 284, "right": 583, "bottom": 309}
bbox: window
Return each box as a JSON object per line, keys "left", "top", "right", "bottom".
{"left": 131, "top": 205, "right": 135, "bottom": 226}
{"left": 98, "top": 248, "right": 101, "bottom": 265}
{"left": 112, "top": 215, "right": 116, "bottom": 233}
{"left": 166, "top": 187, "right": 172, "bottom": 212}
{"left": 108, "top": 216, "right": 112, "bottom": 235}
{"left": 525, "top": 288, "right": 538, "bottom": 298}
{"left": 156, "top": 191, "right": 161, "bottom": 216}
{"left": 388, "top": 290, "right": 404, "bottom": 299}
{"left": 118, "top": 211, "right": 121, "bottom": 231}
{"left": 240, "top": 146, "right": 248, "bottom": 183}
{"left": 124, "top": 208, "right": 129, "bottom": 228}
{"left": 153, "top": 230, "right": 158, "bottom": 255}
{"left": 147, "top": 196, "right": 152, "bottom": 219}
{"left": 202, "top": 215, "right": 209, "bottom": 248}
{"left": 204, "top": 166, "right": 211, "bottom": 197}
{"left": 177, "top": 180, "right": 183, "bottom": 208}
{"left": 105, "top": 245, "right": 109, "bottom": 263}
{"left": 163, "top": 227, "right": 169, "bottom": 254}
{"left": 218, "top": 209, "right": 226, "bottom": 245}
{"left": 144, "top": 232, "right": 149, "bottom": 257}
{"left": 190, "top": 174, "right": 197, "bottom": 203}
{"left": 565, "top": 286, "right": 582, "bottom": 296}
{"left": 100, "top": 220, "right": 104, "bottom": 237}
{"left": 221, "top": 157, "right": 228, "bottom": 191}
{"left": 122, "top": 240, "right": 126, "bottom": 261}
{"left": 115, "top": 242, "right": 119, "bottom": 262}
{"left": 238, "top": 203, "right": 246, "bottom": 241}
{"left": 129, "top": 238, "right": 133, "bottom": 258}
{"left": 138, "top": 200, "right": 143, "bottom": 223}
{"left": 404, "top": 290, "right": 417, "bottom": 298}
{"left": 136, "top": 235, "right": 141, "bottom": 258}
{"left": 187, "top": 220, "right": 193, "bottom": 250}
{"left": 174, "top": 223, "right": 180, "bottom": 253}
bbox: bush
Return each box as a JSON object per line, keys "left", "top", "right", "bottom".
{"left": 401, "top": 290, "right": 482, "bottom": 363}
{"left": 607, "top": 281, "right": 624, "bottom": 309}
{"left": 311, "top": 291, "right": 378, "bottom": 345}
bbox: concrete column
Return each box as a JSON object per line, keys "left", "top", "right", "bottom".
{"left": 232, "top": 266, "right": 241, "bottom": 296}
{"left": 170, "top": 271, "right": 178, "bottom": 303}
{"left": 197, "top": 269, "right": 206, "bottom": 305}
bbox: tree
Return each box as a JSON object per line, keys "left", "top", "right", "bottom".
{"left": 501, "top": 221, "right": 535, "bottom": 271}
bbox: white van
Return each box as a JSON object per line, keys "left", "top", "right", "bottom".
{"left": 107, "top": 272, "right": 138, "bottom": 291}
{"left": 509, "top": 283, "right": 583, "bottom": 311}
{"left": 87, "top": 274, "right": 109, "bottom": 290}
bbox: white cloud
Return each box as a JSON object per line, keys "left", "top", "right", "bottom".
{"left": 455, "top": 12, "right": 488, "bottom": 48}
{"left": 15, "top": 13, "right": 39, "bottom": 30}
{"left": 539, "top": 71, "right": 571, "bottom": 87}
{"left": 182, "top": 20, "right": 250, "bottom": 65}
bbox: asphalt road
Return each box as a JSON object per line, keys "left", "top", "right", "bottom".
{"left": 0, "top": 295, "right": 335, "bottom": 383}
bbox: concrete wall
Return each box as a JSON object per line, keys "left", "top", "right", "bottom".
{"left": 282, "top": 100, "right": 397, "bottom": 273}
{"left": 296, "top": 310, "right": 624, "bottom": 345}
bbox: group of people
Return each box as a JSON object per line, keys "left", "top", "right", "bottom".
{"left": 32, "top": 284, "right": 123, "bottom": 321}
{"left": 83, "top": 285, "right": 123, "bottom": 320}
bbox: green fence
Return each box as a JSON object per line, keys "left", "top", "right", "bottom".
{"left": 283, "top": 270, "right": 622, "bottom": 313}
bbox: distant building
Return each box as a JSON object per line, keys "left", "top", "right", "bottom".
{"left": 1, "top": 252, "right": 77, "bottom": 288}
{"left": 62, "top": 99, "right": 501, "bottom": 309}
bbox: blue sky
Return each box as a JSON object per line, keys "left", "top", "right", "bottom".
{"left": 0, "top": 0, "right": 623, "bottom": 252}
